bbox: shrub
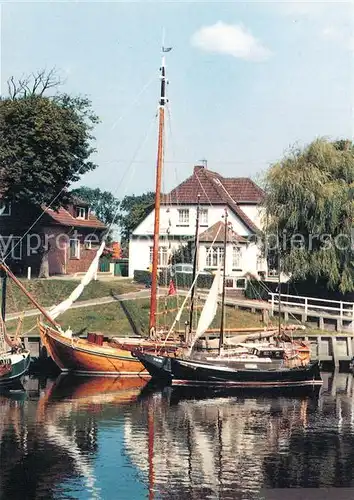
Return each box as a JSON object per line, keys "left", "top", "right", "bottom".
{"left": 159, "top": 271, "right": 214, "bottom": 289}
{"left": 134, "top": 270, "right": 152, "bottom": 286}
{"left": 244, "top": 279, "right": 279, "bottom": 300}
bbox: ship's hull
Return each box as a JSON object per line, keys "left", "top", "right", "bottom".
{"left": 40, "top": 324, "right": 149, "bottom": 376}
{"left": 133, "top": 351, "right": 322, "bottom": 389}
{"left": 0, "top": 351, "right": 31, "bottom": 388}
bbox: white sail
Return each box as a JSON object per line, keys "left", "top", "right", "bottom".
{"left": 188, "top": 266, "right": 222, "bottom": 353}
{"left": 49, "top": 240, "right": 106, "bottom": 320}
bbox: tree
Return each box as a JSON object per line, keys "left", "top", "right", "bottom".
{"left": 118, "top": 192, "right": 155, "bottom": 242}
{"left": 0, "top": 70, "right": 99, "bottom": 209}
{"left": 263, "top": 138, "right": 354, "bottom": 293}
{"left": 71, "top": 186, "right": 120, "bottom": 226}
{"left": 171, "top": 242, "right": 193, "bottom": 265}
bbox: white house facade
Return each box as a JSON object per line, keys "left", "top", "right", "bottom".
{"left": 128, "top": 165, "right": 269, "bottom": 287}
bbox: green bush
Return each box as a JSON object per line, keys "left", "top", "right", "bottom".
{"left": 134, "top": 270, "right": 152, "bottom": 285}
{"left": 159, "top": 271, "right": 214, "bottom": 289}
{"left": 244, "top": 279, "right": 278, "bottom": 300}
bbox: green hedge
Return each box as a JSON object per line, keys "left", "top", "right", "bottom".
{"left": 134, "top": 270, "right": 152, "bottom": 285}
{"left": 134, "top": 269, "right": 215, "bottom": 289}
{"left": 244, "top": 279, "right": 278, "bottom": 300}
{"left": 159, "top": 271, "right": 214, "bottom": 289}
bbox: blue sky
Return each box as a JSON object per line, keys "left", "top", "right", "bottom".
{"left": 1, "top": 1, "right": 353, "bottom": 198}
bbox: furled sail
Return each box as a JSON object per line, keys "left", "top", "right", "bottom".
{"left": 188, "top": 266, "right": 222, "bottom": 354}
{"left": 48, "top": 241, "right": 106, "bottom": 320}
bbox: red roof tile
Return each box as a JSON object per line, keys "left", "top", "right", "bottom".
{"left": 161, "top": 166, "right": 263, "bottom": 233}
{"left": 44, "top": 206, "right": 106, "bottom": 229}
{"left": 162, "top": 166, "right": 264, "bottom": 205}
{"left": 199, "top": 221, "right": 247, "bottom": 244}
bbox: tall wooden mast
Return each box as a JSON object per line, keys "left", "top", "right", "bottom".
{"left": 188, "top": 195, "right": 200, "bottom": 342}
{"left": 218, "top": 209, "right": 228, "bottom": 355}
{"left": 149, "top": 48, "right": 169, "bottom": 335}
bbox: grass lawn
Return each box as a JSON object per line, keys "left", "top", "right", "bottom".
{"left": 5, "top": 296, "right": 266, "bottom": 337}
{"left": 1, "top": 278, "right": 142, "bottom": 314}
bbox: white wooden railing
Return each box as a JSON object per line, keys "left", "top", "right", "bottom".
{"left": 269, "top": 293, "right": 354, "bottom": 321}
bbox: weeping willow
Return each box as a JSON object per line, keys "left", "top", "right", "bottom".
{"left": 263, "top": 138, "right": 354, "bottom": 293}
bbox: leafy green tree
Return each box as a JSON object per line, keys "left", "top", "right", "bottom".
{"left": 263, "top": 138, "right": 354, "bottom": 293}
{"left": 71, "top": 186, "right": 120, "bottom": 226}
{"left": 171, "top": 242, "right": 193, "bottom": 265}
{"left": 119, "top": 192, "right": 155, "bottom": 242}
{"left": 0, "top": 70, "right": 99, "bottom": 209}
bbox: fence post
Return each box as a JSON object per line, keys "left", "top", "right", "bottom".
{"left": 340, "top": 301, "right": 343, "bottom": 322}
{"left": 304, "top": 297, "right": 308, "bottom": 315}
{"left": 109, "top": 263, "right": 115, "bottom": 276}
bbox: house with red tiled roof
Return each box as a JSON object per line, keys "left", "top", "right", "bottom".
{"left": 0, "top": 197, "right": 106, "bottom": 276}
{"left": 129, "top": 165, "right": 268, "bottom": 285}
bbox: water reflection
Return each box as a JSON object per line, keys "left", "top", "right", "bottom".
{"left": 0, "top": 372, "right": 353, "bottom": 499}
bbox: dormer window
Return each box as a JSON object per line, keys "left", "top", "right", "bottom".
{"left": 0, "top": 201, "right": 11, "bottom": 216}
{"left": 76, "top": 206, "right": 87, "bottom": 219}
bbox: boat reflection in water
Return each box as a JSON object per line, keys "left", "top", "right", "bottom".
{"left": 0, "top": 375, "right": 148, "bottom": 499}
{"left": 0, "top": 372, "right": 354, "bottom": 499}
{"left": 127, "top": 372, "right": 354, "bottom": 498}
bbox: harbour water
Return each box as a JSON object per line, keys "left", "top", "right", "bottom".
{"left": 0, "top": 372, "right": 353, "bottom": 499}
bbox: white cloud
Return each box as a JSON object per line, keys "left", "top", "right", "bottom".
{"left": 191, "top": 21, "right": 271, "bottom": 62}
{"left": 276, "top": 1, "right": 327, "bottom": 17}
{"left": 322, "top": 25, "right": 354, "bottom": 51}
{"left": 272, "top": 1, "right": 354, "bottom": 52}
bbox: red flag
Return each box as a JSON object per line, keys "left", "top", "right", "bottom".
{"left": 168, "top": 279, "right": 177, "bottom": 296}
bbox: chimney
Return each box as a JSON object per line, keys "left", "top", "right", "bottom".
{"left": 194, "top": 159, "right": 207, "bottom": 173}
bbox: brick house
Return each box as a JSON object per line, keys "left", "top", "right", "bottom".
{"left": 0, "top": 197, "right": 106, "bottom": 276}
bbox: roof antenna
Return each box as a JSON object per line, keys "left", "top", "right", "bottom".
{"left": 199, "top": 158, "right": 207, "bottom": 169}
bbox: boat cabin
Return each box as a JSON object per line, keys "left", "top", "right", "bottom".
{"left": 251, "top": 347, "right": 285, "bottom": 360}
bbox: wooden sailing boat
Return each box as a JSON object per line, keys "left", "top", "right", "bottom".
{"left": 31, "top": 46, "right": 181, "bottom": 376}
{"left": 0, "top": 47, "right": 205, "bottom": 377}
{"left": 0, "top": 270, "right": 30, "bottom": 388}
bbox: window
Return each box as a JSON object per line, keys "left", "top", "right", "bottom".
{"left": 224, "top": 277, "right": 246, "bottom": 289}
{"left": 236, "top": 278, "right": 246, "bottom": 289}
{"left": 205, "top": 246, "right": 224, "bottom": 268}
{"left": 232, "top": 246, "right": 241, "bottom": 269}
{"left": 199, "top": 209, "right": 208, "bottom": 226}
{"left": 177, "top": 209, "right": 189, "bottom": 226}
{"left": 69, "top": 238, "right": 80, "bottom": 259}
{"left": 84, "top": 235, "right": 99, "bottom": 250}
{"left": 76, "top": 206, "right": 87, "bottom": 219}
{"left": 149, "top": 246, "right": 168, "bottom": 266}
{"left": 0, "top": 236, "right": 21, "bottom": 259}
{"left": 267, "top": 255, "right": 279, "bottom": 277}
{"left": 0, "top": 202, "right": 11, "bottom": 216}
{"left": 268, "top": 268, "right": 279, "bottom": 277}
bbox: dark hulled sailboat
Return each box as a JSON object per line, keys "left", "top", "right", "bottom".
{"left": 133, "top": 211, "right": 322, "bottom": 389}
{"left": 0, "top": 269, "right": 30, "bottom": 389}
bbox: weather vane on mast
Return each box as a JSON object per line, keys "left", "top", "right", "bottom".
{"left": 162, "top": 27, "right": 172, "bottom": 53}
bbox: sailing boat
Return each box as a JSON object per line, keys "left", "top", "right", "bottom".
{"left": 0, "top": 47, "right": 184, "bottom": 377}
{"left": 0, "top": 271, "right": 30, "bottom": 388}
{"left": 133, "top": 210, "right": 322, "bottom": 389}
